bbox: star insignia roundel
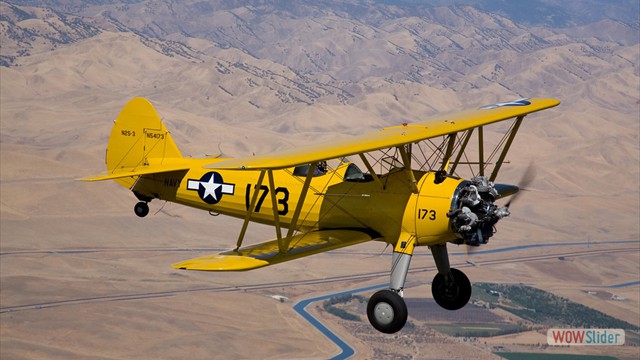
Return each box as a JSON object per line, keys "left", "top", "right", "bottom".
{"left": 480, "top": 98, "right": 531, "bottom": 110}
{"left": 186, "top": 172, "right": 235, "bottom": 204}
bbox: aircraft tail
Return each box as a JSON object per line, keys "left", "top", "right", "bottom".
{"left": 75, "top": 97, "right": 187, "bottom": 189}
{"left": 105, "top": 97, "right": 182, "bottom": 173}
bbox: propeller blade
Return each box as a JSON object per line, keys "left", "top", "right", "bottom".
{"left": 465, "top": 243, "right": 480, "bottom": 255}
{"left": 505, "top": 162, "right": 536, "bottom": 208}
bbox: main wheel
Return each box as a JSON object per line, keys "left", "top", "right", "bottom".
{"left": 431, "top": 268, "right": 471, "bottom": 310}
{"left": 134, "top": 202, "right": 149, "bottom": 218}
{"left": 367, "top": 289, "right": 408, "bottom": 334}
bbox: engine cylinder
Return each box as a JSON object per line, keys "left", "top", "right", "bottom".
{"left": 448, "top": 176, "right": 511, "bottom": 246}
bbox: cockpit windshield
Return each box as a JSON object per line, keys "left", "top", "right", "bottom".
{"left": 344, "top": 163, "right": 373, "bottom": 182}
{"left": 293, "top": 161, "right": 328, "bottom": 177}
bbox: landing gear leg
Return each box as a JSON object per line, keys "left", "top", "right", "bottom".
{"left": 367, "top": 235, "right": 415, "bottom": 333}
{"left": 134, "top": 201, "right": 149, "bottom": 218}
{"left": 430, "top": 244, "right": 471, "bottom": 310}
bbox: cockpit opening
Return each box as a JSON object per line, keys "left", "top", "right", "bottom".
{"left": 293, "top": 161, "right": 328, "bottom": 177}
{"left": 344, "top": 163, "right": 374, "bottom": 182}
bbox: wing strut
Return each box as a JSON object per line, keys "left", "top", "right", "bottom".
{"left": 440, "top": 133, "right": 457, "bottom": 172}
{"left": 359, "top": 153, "right": 384, "bottom": 190}
{"left": 489, "top": 115, "right": 524, "bottom": 182}
{"left": 234, "top": 164, "right": 317, "bottom": 254}
{"left": 443, "top": 115, "right": 525, "bottom": 180}
{"left": 449, "top": 128, "right": 474, "bottom": 175}
{"left": 478, "top": 126, "right": 485, "bottom": 176}
{"left": 283, "top": 162, "right": 316, "bottom": 251}
{"left": 267, "top": 170, "right": 285, "bottom": 252}
{"left": 398, "top": 145, "right": 419, "bottom": 194}
{"left": 235, "top": 170, "right": 267, "bottom": 251}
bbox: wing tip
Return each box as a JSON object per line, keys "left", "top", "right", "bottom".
{"left": 172, "top": 255, "right": 269, "bottom": 271}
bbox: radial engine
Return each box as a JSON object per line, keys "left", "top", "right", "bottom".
{"left": 448, "top": 176, "right": 512, "bottom": 246}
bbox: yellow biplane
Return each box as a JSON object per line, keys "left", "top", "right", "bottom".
{"left": 82, "top": 97, "right": 559, "bottom": 333}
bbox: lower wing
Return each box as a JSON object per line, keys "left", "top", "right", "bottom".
{"left": 172, "top": 228, "right": 382, "bottom": 271}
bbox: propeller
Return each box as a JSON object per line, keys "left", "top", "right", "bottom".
{"left": 503, "top": 161, "right": 536, "bottom": 209}
{"left": 463, "top": 162, "right": 536, "bottom": 256}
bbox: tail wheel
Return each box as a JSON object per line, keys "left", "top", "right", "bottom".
{"left": 134, "top": 202, "right": 149, "bottom": 218}
{"left": 367, "top": 289, "right": 408, "bottom": 334}
{"left": 431, "top": 268, "right": 471, "bottom": 310}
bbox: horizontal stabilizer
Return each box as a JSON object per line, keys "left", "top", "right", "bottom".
{"left": 78, "top": 162, "right": 189, "bottom": 182}
{"left": 172, "top": 228, "right": 381, "bottom": 271}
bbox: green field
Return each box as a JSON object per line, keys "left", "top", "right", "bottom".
{"left": 474, "top": 283, "right": 638, "bottom": 330}
{"left": 431, "top": 323, "right": 524, "bottom": 337}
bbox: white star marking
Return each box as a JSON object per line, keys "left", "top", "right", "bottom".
{"left": 200, "top": 175, "right": 222, "bottom": 201}
{"left": 187, "top": 173, "right": 235, "bottom": 204}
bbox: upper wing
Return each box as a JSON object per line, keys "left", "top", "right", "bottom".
{"left": 172, "top": 228, "right": 380, "bottom": 271}
{"left": 207, "top": 98, "right": 559, "bottom": 170}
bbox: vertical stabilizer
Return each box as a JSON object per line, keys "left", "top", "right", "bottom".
{"left": 106, "top": 97, "right": 182, "bottom": 173}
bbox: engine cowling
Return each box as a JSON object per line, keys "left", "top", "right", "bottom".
{"left": 411, "top": 173, "right": 463, "bottom": 246}
{"left": 410, "top": 173, "right": 513, "bottom": 247}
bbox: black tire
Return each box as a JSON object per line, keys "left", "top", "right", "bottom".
{"left": 366, "top": 289, "right": 408, "bottom": 334}
{"left": 134, "top": 202, "right": 149, "bottom": 218}
{"left": 431, "top": 268, "right": 471, "bottom": 310}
